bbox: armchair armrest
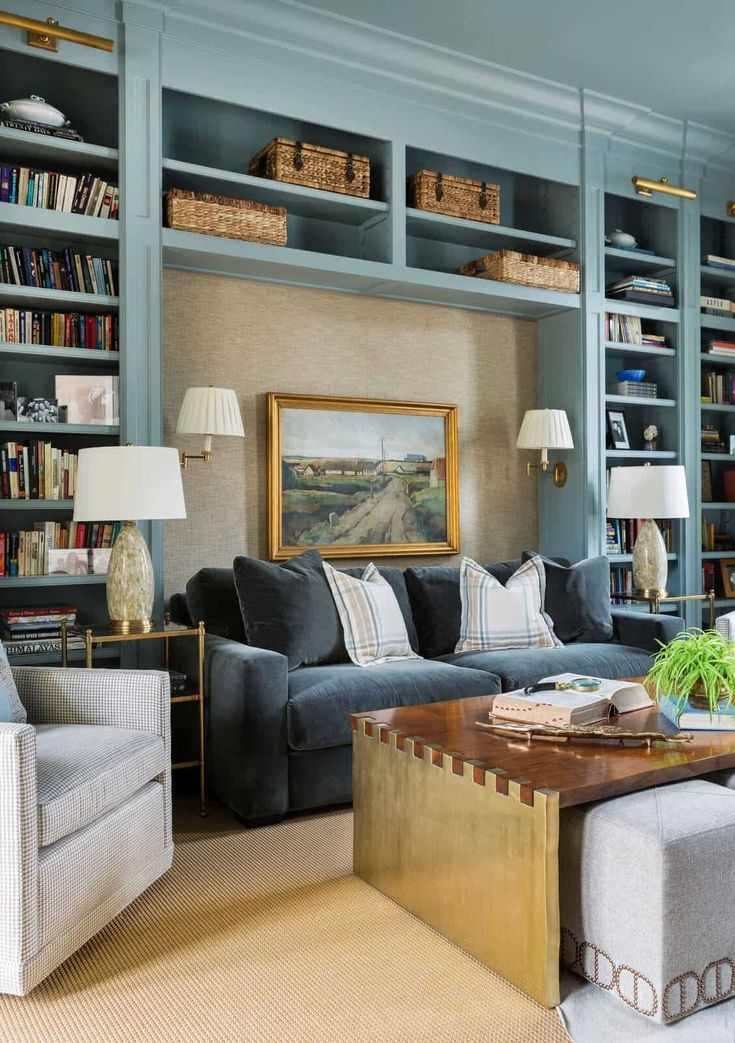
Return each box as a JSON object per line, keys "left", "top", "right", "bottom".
{"left": 611, "top": 609, "right": 685, "bottom": 653}
{"left": 0, "top": 724, "right": 38, "bottom": 970}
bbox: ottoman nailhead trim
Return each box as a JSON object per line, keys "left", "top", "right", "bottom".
{"left": 562, "top": 928, "right": 659, "bottom": 1018}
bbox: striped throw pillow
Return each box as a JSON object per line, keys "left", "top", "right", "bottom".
{"left": 323, "top": 562, "right": 420, "bottom": 667}
{"left": 456, "top": 556, "right": 561, "bottom": 652}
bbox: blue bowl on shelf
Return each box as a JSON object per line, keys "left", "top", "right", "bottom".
{"left": 616, "top": 369, "right": 646, "bottom": 382}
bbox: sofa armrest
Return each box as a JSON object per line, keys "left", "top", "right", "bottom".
{"left": 0, "top": 724, "right": 38, "bottom": 969}
{"left": 611, "top": 609, "right": 685, "bottom": 653}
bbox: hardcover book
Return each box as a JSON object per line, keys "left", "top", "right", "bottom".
{"left": 658, "top": 695, "right": 735, "bottom": 731}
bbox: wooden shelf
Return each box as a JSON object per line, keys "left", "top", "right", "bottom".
{"left": 605, "top": 450, "right": 677, "bottom": 459}
{"left": 604, "top": 299, "right": 680, "bottom": 323}
{"left": 1, "top": 499, "right": 73, "bottom": 509}
{"left": 701, "top": 352, "right": 735, "bottom": 367}
{"left": 605, "top": 341, "right": 676, "bottom": 358}
{"left": 0, "top": 574, "right": 107, "bottom": 589}
{"left": 0, "top": 202, "right": 118, "bottom": 244}
{"left": 702, "top": 453, "right": 735, "bottom": 461}
{"left": 0, "top": 420, "right": 118, "bottom": 435}
{"left": 702, "top": 551, "right": 735, "bottom": 559}
{"left": 702, "top": 503, "right": 735, "bottom": 510}
{"left": 406, "top": 208, "right": 576, "bottom": 253}
{"left": 607, "top": 553, "right": 677, "bottom": 563}
{"left": 700, "top": 403, "right": 735, "bottom": 413}
{"left": 604, "top": 247, "right": 676, "bottom": 274}
{"left": 701, "top": 264, "right": 735, "bottom": 284}
{"left": 0, "top": 283, "right": 118, "bottom": 312}
{"left": 605, "top": 394, "right": 676, "bottom": 408}
{"left": 700, "top": 314, "right": 735, "bottom": 333}
{"left": 0, "top": 344, "right": 118, "bottom": 364}
{"left": 0, "top": 127, "right": 118, "bottom": 173}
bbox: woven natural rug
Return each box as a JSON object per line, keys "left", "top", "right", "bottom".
{"left": 0, "top": 807, "right": 569, "bottom": 1043}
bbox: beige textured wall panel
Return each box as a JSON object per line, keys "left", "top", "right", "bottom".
{"left": 162, "top": 270, "right": 538, "bottom": 596}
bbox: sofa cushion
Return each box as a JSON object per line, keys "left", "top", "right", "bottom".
{"left": 233, "top": 549, "right": 346, "bottom": 670}
{"left": 437, "top": 643, "right": 653, "bottom": 691}
{"left": 35, "top": 723, "right": 166, "bottom": 847}
{"left": 339, "top": 565, "right": 418, "bottom": 651}
{"left": 186, "top": 567, "right": 244, "bottom": 642}
{"left": 522, "top": 551, "right": 613, "bottom": 644}
{"left": 286, "top": 659, "right": 499, "bottom": 751}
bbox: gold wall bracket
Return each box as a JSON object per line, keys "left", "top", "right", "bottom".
{"left": 526, "top": 460, "right": 568, "bottom": 488}
{"left": 632, "top": 176, "right": 696, "bottom": 201}
{"left": 0, "top": 11, "right": 114, "bottom": 52}
{"left": 727, "top": 202, "right": 735, "bottom": 218}
{"left": 180, "top": 449, "right": 212, "bottom": 470}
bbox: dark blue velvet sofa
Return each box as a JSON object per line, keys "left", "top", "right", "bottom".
{"left": 168, "top": 559, "right": 684, "bottom": 826}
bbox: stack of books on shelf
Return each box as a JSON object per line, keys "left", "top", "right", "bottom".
{"left": 0, "top": 116, "right": 82, "bottom": 142}
{"left": 1, "top": 522, "right": 120, "bottom": 577}
{"left": 703, "top": 254, "right": 735, "bottom": 272}
{"left": 704, "top": 338, "right": 735, "bottom": 359}
{"left": 702, "top": 517, "right": 732, "bottom": 552}
{"left": 0, "top": 605, "right": 84, "bottom": 658}
{"left": 614, "top": 379, "right": 658, "bottom": 399}
{"left": 606, "top": 517, "right": 672, "bottom": 555}
{"left": 0, "top": 308, "right": 118, "bottom": 350}
{"left": 702, "top": 424, "right": 726, "bottom": 453}
{"left": 701, "top": 295, "right": 734, "bottom": 318}
{"left": 0, "top": 246, "right": 116, "bottom": 296}
{"left": 607, "top": 276, "right": 674, "bottom": 308}
{"left": 1, "top": 441, "right": 78, "bottom": 500}
{"left": 0, "top": 165, "right": 119, "bottom": 219}
{"left": 701, "top": 369, "right": 735, "bottom": 405}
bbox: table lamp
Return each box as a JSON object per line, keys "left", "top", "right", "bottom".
{"left": 606, "top": 464, "right": 689, "bottom": 597}
{"left": 175, "top": 386, "right": 244, "bottom": 468}
{"left": 516, "top": 408, "right": 574, "bottom": 488}
{"left": 74, "top": 445, "right": 186, "bottom": 632}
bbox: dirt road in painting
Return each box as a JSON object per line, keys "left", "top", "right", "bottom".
{"left": 328, "top": 476, "right": 422, "bottom": 544}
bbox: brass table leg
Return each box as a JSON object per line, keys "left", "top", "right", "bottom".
{"left": 352, "top": 719, "right": 560, "bottom": 1007}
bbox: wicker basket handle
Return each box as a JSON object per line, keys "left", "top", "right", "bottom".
{"left": 468, "top": 261, "right": 487, "bottom": 275}
{"left": 293, "top": 142, "right": 304, "bottom": 171}
{"left": 435, "top": 172, "right": 444, "bottom": 202}
{"left": 479, "top": 181, "right": 488, "bottom": 210}
{"left": 345, "top": 153, "right": 355, "bottom": 184}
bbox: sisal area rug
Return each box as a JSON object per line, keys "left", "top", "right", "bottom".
{"left": 0, "top": 805, "right": 569, "bottom": 1043}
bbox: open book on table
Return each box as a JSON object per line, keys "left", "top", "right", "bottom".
{"left": 489, "top": 673, "right": 653, "bottom": 727}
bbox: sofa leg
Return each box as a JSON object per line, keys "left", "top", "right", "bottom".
{"left": 234, "top": 812, "right": 286, "bottom": 829}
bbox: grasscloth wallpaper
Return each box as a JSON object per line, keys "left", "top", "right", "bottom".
{"left": 162, "top": 270, "right": 538, "bottom": 596}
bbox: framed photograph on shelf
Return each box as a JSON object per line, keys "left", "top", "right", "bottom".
{"left": 721, "top": 558, "right": 735, "bottom": 599}
{"left": 606, "top": 409, "right": 630, "bottom": 450}
{"left": 267, "top": 392, "right": 459, "bottom": 560}
{"left": 47, "top": 548, "right": 112, "bottom": 576}
{"left": 54, "top": 375, "right": 119, "bottom": 425}
{"left": 17, "top": 397, "right": 58, "bottom": 423}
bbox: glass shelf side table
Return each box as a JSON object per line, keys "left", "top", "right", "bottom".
{"left": 63, "top": 619, "right": 207, "bottom": 815}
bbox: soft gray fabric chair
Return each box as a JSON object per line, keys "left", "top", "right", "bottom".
{"left": 0, "top": 668, "right": 173, "bottom": 996}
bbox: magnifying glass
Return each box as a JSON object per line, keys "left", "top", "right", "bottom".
{"left": 523, "top": 677, "right": 602, "bottom": 696}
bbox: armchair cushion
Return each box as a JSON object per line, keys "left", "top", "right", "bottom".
{"left": 1, "top": 643, "right": 26, "bottom": 723}
{"left": 36, "top": 724, "right": 166, "bottom": 847}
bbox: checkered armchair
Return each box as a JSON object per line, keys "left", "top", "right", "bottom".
{"left": 0, "top": 668, "right": 173, "bottom": 996}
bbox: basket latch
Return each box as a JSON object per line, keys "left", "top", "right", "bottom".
{"left": 293, "top": 142, "right": 304, "bottom": 171}
{"left": 345, "top": 153, "right": 355, "bottom": 183}
{"left": 435, "top": 173, "right": 444, "bottom": 202}
{"left": 479, "top": 182, "right": 488, "bottom": 210}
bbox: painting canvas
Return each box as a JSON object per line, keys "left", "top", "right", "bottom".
{"left": 268, "top": 393, "right": 459, "bottom": 559}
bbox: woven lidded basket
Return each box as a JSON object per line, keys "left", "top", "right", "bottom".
{"left": 249, "top": 138, "right": 370, "bottom": 199}
{"left": 164, "top": 189, "right": 287, "bottom": 246}
{"left": 408, "top": 170, "right": 500, "bottom": 225}
{"left": 459, "top": 250, "right": 580, "bottom": 293}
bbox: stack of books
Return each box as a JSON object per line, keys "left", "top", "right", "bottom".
{"left": 0, "top": 117, "right": 82, "bottom": 142}
{"left": 615, "top": 379, "right": 658, "bottom": 398}
{"left": 702, "top": 424, "right": 726, "bottom": 453}
{"left": 0, "top": 246, "right": 116, "bottom": 296}
{"left": 640, "top": 332, "right": 668, "bottom": 349}
{"left": 0, "top": 522, "right": 119, "bottom": 576}
{"left": 0, "top": 605, "right": 84, "bottom": 658}
{"left": 701, "top": 295, "right": 734, "bottom": 318}
{"left": 0, "top": 165, "right": 119, "bottom": 219}
{"left": 703, "top": 254, "right": 735, "bottom": 272}
{"left": 704, "top": 338, "right": 735, "bottom": 359}
{"left": 607, "top": 276, "right": 674, "bottom": 308}
{"left": 1, "top": 441, "right": 78, "bottom": 500}
{"left": 702, "top": 369, "right": 735, "bottom": 405}
{"left": 0, "top": 308, "right": 118, "bottom": 350}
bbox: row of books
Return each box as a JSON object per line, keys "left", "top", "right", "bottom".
{"left": 1, "top": 441, "right": 78, "bottom": 500}
{"left": 0, "top": 246, "right": 116, "bottom": 297}
{"left": 606, "top": 518, "right": 673, "bottom": 555}
{"left": 1, "top": 523, "right": 119, "bottom": 577}
{"left": 0, "top": 165, "right": 119, "bottom": 220}
{"left": 702, "top": 518, "right": 733, "bottom": 552}
{"left": 704, "top": 339, "right": 735, "bottom": 358}
{"left": 609, "top": 565, "right": 635, "bottom": 597}
{"left": 606, "top": 276, "right": 675, "bottom": 309}
{"left": 701, "top": 370, "right": 735, "bottom": 405}
{"left": 0, "top": 308, "right": 118, "bottom": 351}
{"left": 604, "top": 313, "right": 668, "bottom": 347}
{"left": 701, "top": 295, "right": 735, "bottom": 318}
{"left": 702, "top": 561, "right": 717, "bottom": 596}
{"left": 0, "top": 605, "right": 84, "bottom": 658}
{"left": 702, "top": 424, "right": 728, "bottom": 453}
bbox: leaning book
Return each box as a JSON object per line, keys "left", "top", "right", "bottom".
{"left": 658, "top": 696, "right": 735, "bottom": 731}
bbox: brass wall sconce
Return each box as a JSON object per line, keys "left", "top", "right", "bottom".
{"left": 632, "top": 176, "right": 696, "bottom": 201}
{"left": 176, "top": 386, "right": 245, "bottom": 469}
{"left": 726, "top": 202, "right": 735, "bottom": 218}
{"left": 0, "top": 10, "right": 114, "bottom": 51}
{"left": 516, "top": 409, "right": 574, "bottom": 489}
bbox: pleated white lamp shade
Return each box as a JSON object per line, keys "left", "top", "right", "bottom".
{"left": 607, "top": 465, "right": 690, "bottom": 519}
{"left": 74, "top": 446, "right": 187, "bottom": 521}
{"left": 175, "top": 387, "right": 244, "bottom": 438}
{"left": 516, "top": 409, "right": 574, "bottom": 450}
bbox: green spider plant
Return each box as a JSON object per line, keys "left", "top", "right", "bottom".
{"left": 646, "top": 628, "right": 735, "bottom": 714}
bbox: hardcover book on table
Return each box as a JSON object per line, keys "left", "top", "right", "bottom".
{"left": 658, "top": 695, "right": 735, "bottom": 731}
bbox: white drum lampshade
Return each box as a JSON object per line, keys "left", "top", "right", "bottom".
{"left": 516, "top": 408, "right": 574, "bottom": 487}
{"left": 175, "top": 386, "right": 244, "bottom": 467}
{"left": 74, "top": 445, "right": 186, "bottom": 632}
{"left": 607, "top": 465, "right": 689, "bottom": 597}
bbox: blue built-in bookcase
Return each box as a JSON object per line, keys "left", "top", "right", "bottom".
{"left": 2, "top": 0, "right": 735, "bottom": 632}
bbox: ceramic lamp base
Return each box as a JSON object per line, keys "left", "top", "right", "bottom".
{"left": 106, "top": 521, "right": 154, "bottom": 632}
{"left": 632, "top": 518, "right": 668, "bottom": 598}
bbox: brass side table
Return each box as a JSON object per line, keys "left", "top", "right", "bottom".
{"left": 610, "top": 589, "right": 716, "bottom": 628}
{"left": 65, "top": 620, "right": 207, "bottom": 815}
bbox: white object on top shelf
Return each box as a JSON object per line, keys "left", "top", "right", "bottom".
{"left": 605, "top": 230, "right": 637, "bottom": 249}
{"left": 716, "top": 612, "right": 735, "bottom": 642}
{"left": 0, "top": 96, "right": 67, "bottom": 128}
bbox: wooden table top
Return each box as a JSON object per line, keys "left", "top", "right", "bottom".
{"left": 351, "top": 693, "right": 735, "bottom": 808}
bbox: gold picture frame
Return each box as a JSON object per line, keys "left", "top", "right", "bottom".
{"left": 267, "top": 392, "right": 460, "bottom": 560}
{"left": 721, "top": 558, "right": 735, "bottom": 599}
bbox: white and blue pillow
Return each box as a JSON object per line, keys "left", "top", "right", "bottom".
{"left": 456, "top": 555, "right": 561, "bottom": 652}
{"left": 0, "top": 642, "right": 27, "bottom": 723}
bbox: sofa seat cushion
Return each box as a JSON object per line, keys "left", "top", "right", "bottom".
{"left": 287, "top": 660, "right": 499, "bottom": 751}
{"left": 437, "top": 643, "right": 653, "bottom": 691}
{"left": 35, "top": 724, "right": 166, "bottom": 847}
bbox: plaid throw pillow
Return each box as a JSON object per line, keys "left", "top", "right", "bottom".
{"left": 323, "top": 562, "right": 421, "bottom": 667}
{"left": 0, "top": 641, "right": 27, "bottom": 723}
{"left": 456, "top": 556, "right": 561, "bottom": 652}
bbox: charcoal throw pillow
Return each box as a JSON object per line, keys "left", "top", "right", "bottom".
{"left": 0, "top": 642, "right": 27, "bottom": 723}
{"left": 323, "top": 561, "right": 420, "bottom": 667}
{"left": 456, "top": 556, "right": 561, "bottom": 652}
{"left": 522, "top": 551, "right": 613, "bottom": 644}
{"left": 233, "top": 549, "right": 346, "bottom": 670}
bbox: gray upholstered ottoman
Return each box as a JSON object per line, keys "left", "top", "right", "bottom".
{"left": 560, "top": 779, "right": 735, "bottom": 1023}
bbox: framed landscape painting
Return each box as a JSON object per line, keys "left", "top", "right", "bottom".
{"left": 267, "top": 393, "right": 459, "bottom": 559}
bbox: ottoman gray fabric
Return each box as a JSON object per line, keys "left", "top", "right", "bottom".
{"left": 560, "top": 780, "right": 735, "bottom": 1024}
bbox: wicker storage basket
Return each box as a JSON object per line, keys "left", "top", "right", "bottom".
{"left": 460, "top": 250, "right": 580, "bottom": 293}
{"left": 249, "top": 138, "right": 370, "bottom": 199}
{"left": 408, "top": 170, "right": 500, "bottom": 225}
{"left": 164, "top": 188, "right": 287, "bottom": 246}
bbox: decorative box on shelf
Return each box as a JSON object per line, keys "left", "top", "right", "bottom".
{"left": 164, "top": 189, "right": 286, "bottom": 245}
{"left": 249, "top": 137, "right": 370, "bottom": 199}
{"left": 407, "top": 169, "right": 500, "bottom": 225}
{"left": 459, "top": 249, "right": 580, "bottom": 293}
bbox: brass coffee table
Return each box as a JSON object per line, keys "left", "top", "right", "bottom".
{"left": 351, "top": 692, "right": 735, "bottom": 1007}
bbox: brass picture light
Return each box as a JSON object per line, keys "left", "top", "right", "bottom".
{"left": 0, "top": 10, "right": 114, "bottom": 52}
{"left": 632, "top": 176, "right": 696, "bottom": 201}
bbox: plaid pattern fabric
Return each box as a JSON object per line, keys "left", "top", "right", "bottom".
{"left": 0, "top": 642, "right": 27, "bottom": 724}
{"left": 0, "top": 725, "right": 38, "bottom": 971}
{"left": 456, "top": 556, "right": 562, "bottom": 652}
{"left": 323, "top": 562, "right": 420, "bottom": 667}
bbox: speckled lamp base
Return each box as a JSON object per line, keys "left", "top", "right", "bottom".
{"left": 106, "top": 521, "right": 154, "bottom": 632}
{"left": 632, "top": 517, "right": 668, "bottom": 597}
